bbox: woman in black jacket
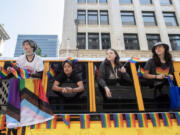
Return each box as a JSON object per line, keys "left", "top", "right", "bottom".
{"left": 97, "top": 49, "right": 131, "bottom": 98}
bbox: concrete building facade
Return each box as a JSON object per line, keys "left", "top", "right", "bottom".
{"left": 0, "top": 25, "right": 10, "bottom": 56}
{"left": 61, "top": 0, "right": 180, "bottom": 58}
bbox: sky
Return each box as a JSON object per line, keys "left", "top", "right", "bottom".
{"left": 0, "top": 0, "right": 64, "bottom": 57}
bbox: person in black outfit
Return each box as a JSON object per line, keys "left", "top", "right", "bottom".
{"left": 143, "top": 42, "right": 174, "bottom": 106}
{"left": 52, "top": 60, "right": 84, "bottom": 97}
{"left": 143, "top": 42, "right": 174, "bottom": 88}
{"left": 97, "top": 48, "right": 131, "bottom": 98}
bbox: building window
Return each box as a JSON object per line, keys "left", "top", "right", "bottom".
{"left": 142, "top": 11, "right": 157, "bottom": 26}
{"left": 140, "top": 0, "right": 152, "bottom": 4}
{"left": 87, "top": 0, "right": 97, "bottom": 3}
{"left": 100, "top": 11, "right": 109, "bottom": 25}
{"left": 169, "top": 35, "right": 180, "bottom": 50}
{"left": 88, "top": 33, "right": 99, "bottom": 49}
{"left": 77, "top": 33, "right": 86, "bottom": 49}
{"left": 77, "top": 10, "right": 86, "bottom": 24}
{"left": 121, "top": 11, "right": 136, "bottom": 25}
{"left": 160, "top": 0, "right": 172, "bottom": 5}
{"left": 99, "top": 0, "right": 107, "bottom": 3}
{"left": 124, "top": 34, "right": 140, "bottom": 50}
{"left": 88, "top": 10, "right": 98, "bottom": 24}
{"left": 163, "top": 12, "right": 178, "bottom": 26}
{"left": 119, "top": 0, "right": 132, "bottom": 4}
{"left": 146, "top": 34, "right": 161, "bottom": 50}
{"left": 78, "top": 0, "right": 86, "bottom": 3}
{"left": 102, "top": 33, "right": 111, "bottom": 49}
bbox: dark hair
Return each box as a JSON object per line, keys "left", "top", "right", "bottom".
{"left": 62, "top": 60, "right": 74, "bottom": 69}
{"left": 105, "top": 48, "right": 120, "bottom": 65}
{"left": 22, "top": 40, "right": 37, "bottom": 52}
{"left": 152, "top": 46, "right": 173, "bottom": 66}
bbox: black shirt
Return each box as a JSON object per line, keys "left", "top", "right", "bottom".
{"left": 144, "top": 59, "right": 174, "bottom": 75}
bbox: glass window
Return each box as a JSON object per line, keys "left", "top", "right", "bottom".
{"left": 160, "top": 0, "right": 171, "bottom": 5}
{"left": 142, "top": 11, "right": 157, "bottom": 26}
{"left": 99, "top": 0, "right": 107, "bottom": 3}
{"left": 101, "top": 33, "right": 111, "bottom": 49}
{"left": 100, "top": 11, "right": 109, "bottom": 25}
{"left": 124, "top": 34, "right": 140, "bottom": 50}
{"left": 88, "top": 33, "right": 99, "bottom": 49}
{"left": 87, "top": 0, "right": 97, "bottom": 3}
{"left": 169, "top": 35, "right": 180, "bottom": 50}
{"left": 163, "top": 12, "right": 178, "bottom": 26}
{"left": 119, "top": 0, "right": 132, "bottom": 4}
{"left": 121, "top": 11, "right": 136, "bottom": 25}
{"left": 140, "top": 0, "right": 152, "bottom": 4}
{"left": 77, "top": 10, "right": 86, "bottom": 24}
{"left": 146, "top": 34, "right": 161, "bottom": 50}
{"left": 88, "top": 10, "right": 98, "bottom": 24}
{"left": 77, "top": 33, "right": 86, "bottom": 49}
{"left": 78, "top": 0, "right": 86, "bottom": 3}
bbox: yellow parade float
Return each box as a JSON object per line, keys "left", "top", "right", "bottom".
{"left": 0, "top": 58, "right": 180, "bottom": 135}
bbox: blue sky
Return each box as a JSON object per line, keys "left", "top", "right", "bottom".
{"left": 0, "top": 0, "right": 64, "bottom": 57}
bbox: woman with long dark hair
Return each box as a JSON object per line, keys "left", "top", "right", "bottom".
{"left": 97, "top": 48, "right": 131, "bottom": 98}
{"left": 143, "top": 42, "right": 174, "bottom": 80}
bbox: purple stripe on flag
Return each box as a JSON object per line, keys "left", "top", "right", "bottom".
{"left": 8, "top": 79, "right": 20, "bottom": 109}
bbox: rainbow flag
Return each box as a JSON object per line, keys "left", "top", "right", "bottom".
{"left": 47, "top": 67, "right": 55, "bottom": 78}
{"left": 149, "top": 113, "right": 161, "bottom": 127}
{"left": 161, "top": 113, "right": 172, "bottom": 127}
{"left": 137, "top": 113, "right": 144, "bottom": 128}
{"left": 113, "top": 113, "right": 120, "bottom": 128}
{"left": 138, "top": 66, "right": 145, "bottom": 77}
{"left": 19, "top": 68, "right": 30, "bottom": 79}
{"left": 0, "top": 114, "right": 6, "bottom": 130}
{"left": 156, "top": 67, "right": 169, "bottom": 75}
{"left": 30, "top": 125, "right": 35, "bottom": 129}
{"left": 46, "top": 120, "right": 53, "bottom": 129}
{"left": 125, "top": 113, "right": 136, "bottom": 128}
{"left": 61, "top": 114, "right": 70, "bottom": 128}
{"left": 100, "top": 114, "right": 111, "bottom": 128}
{"left": 68, "top": 57, "right": 78, "bottom": 63}
{"left": 119, "top": 114, "right": 124, "bottom": 128}
{"left": 0, "top": 67, "right": 9, "bottom": 78}
{"left": 9, "top": 67, "right": 21, "bottom": 79}
{"left": 128, "top": 57, "right": 140, "bottom": 64}
{"left": 175, "top": 112, "right": 180, "bottom": 126}
{"left": 80, "top": 114, "right": 90, "bottom": 129}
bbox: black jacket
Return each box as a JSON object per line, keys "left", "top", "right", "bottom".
{"left": 97, "top": 59, "right": 131, "bottom": 88}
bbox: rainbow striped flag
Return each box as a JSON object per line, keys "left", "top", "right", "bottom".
{"left": 0, "top": 67, "right": 9, "bottom": 78}
{"left": 30, "top": 124, "right": 35, "bottom": 129}
{"left": 138, "top": 66, "right": 145, "bottom": 77}
{"left": 19, "top": 68, "right": 30, "bottom": 79}
{"left": 128, "top": 57, "right": 140, "bottom": 64}
{"left": 137, "top": 113, "right": 148, "bottom": 128}
{"left": 149, "top": 113, "right": 161, "bottom": 127}
{"left": 100, "top": 114, "right": 111, "bottom": 128}
{"left": 47, "top": 67, "right": 55, "bottom": 78}
{"left": 175, "top": 112, "right": 180, "bottom": 126}
{"left": 9, "top": 67, "right": 21, "bottom": 79}
{"left": 0, "top": 114, "right": 6, "bottom": 130}
{"left": 80, "top": 114, "right": 90, "bottom": 129}
{"left": 119, "top": 114, "right": 124, "bottom": 128}
{"left": 68, "top": 57, "right": 78, "bottom": 63}
{"left": 161, "top": 113, "right": 172, "bottom": 127}
{"left": 113, "top": 113, "right": 120, "bottom": 128}
{"left": 125, "top": 113, "right": 136, "bottom": 128}
{"left": 61, "top": 114, "right": 70, "bottom": 128}
{"left": 46, "top": 119, "right": 53, "bottom": 129}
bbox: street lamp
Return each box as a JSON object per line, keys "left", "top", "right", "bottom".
{"left": 74, "top": 19, "right": 79, "bottom": 57}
